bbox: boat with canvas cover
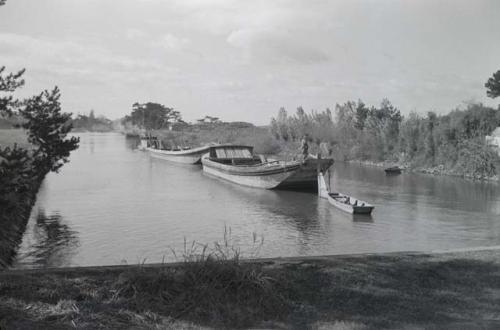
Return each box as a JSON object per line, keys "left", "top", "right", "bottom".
{"left": 201, "top": 145, "right": 333, "bottom": 190}
{"left": 318, "top": 172, "right": 374, "bottom": 215}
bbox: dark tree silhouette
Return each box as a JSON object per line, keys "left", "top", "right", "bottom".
{"left": 20, "top": 87, "right": 80, "bottom": 173}
{"left": 0, "top": 66, "right": 25, "bottom": 116}
{"left": 124, "top": 102, "right": 181, "bottom": 130}
{"left": 485, "top": 70, "right": 500, "bottom": 99}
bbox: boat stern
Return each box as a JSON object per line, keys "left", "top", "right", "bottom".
{"left": 276, "top": 157, "right": 333, "bottom": 190}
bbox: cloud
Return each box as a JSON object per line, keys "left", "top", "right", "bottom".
{"left": 0, "top": 32, "right": 181, "bottom": 92}
{"left": 125, "top": 28, "right": 146, "bottom": 40}
{"left": 226, "top": 28, "right": 329, "bottom": 65}
{"left": 153, "top": 33, "right": 190, "bottom": 51}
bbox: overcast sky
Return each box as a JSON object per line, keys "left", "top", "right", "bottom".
{"left": 1, "top": 0, "right": 499, "bottom": 124}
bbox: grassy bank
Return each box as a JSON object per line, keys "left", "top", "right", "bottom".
{"left": 0, "top": 129, "right": 31, "bottom": 149}
{"left": 347, "top": 159, "right": 500, "bottom": 181}
{"left": 0, "top": 127, "right": 72, "bottom": 268}
{"left": 0, "top": 129, "right": 38, "bottom": 268}
{"left": 1, "top": 249, "right": 500, "bottom": 329}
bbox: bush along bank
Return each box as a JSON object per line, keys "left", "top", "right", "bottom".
{"left": 270, "top": 101, "right": 500, "bottom": 181}
{"left": 0, "top": 68, "right": 79, "bottom": 268}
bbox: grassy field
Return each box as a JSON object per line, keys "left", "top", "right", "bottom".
{"left": 1, "top": 249, "right": 500, "bottom": 329}
{"left": 0, "top": 129, "right": 31, "bottom": 149}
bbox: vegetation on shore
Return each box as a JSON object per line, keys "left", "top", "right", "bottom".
{"left": 120, "top": 71, "right": 500, "bottom": 180}
{"left": 269, "top": 101, "right": 500, "bottom": 180}
{"left": 1, "top": 249, "right": 499, "bottom": 329}
{"left": 124, "top": 99, "right": 500, "bottom": 180}
{"left": 267, "top": 70, "right": 500, "bottom": 179}
{"left": 72, "top": 110, "right": 114, "bottom": 132}
{"left": 151, "top": 122, "right": 281, "bottom": 155}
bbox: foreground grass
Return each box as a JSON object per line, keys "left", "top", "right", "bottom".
{"left": 0, "top": 128, "right": 31, "bottom": 149}
{"left": 1, "top": 250, "right": 500, "bottom": 329}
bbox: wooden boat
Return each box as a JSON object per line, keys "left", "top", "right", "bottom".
{"left": 384, "top": 166, "right": 402, "bottom": 175}
{"left": 147, "top": 145, "right": 212, "bottom": 164}
{"left": 139, "top": 136, "right": 210, "bottom": 164}
{"left": 201, "top": 145, "right": 333, "bottom": 190}
{"left": 318, "top": 172, "right": 374, "bottom": 215}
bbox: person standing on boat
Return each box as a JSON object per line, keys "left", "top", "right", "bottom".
{"left": 300, "top": 135, "right": 309, "bottom": 160}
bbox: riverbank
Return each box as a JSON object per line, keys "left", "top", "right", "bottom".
{"left": 1, "top": 248, "right": 500, "bottom": 329}
{"left": 0, "top": 129, "right": 55, "bottom": 268}
{"left": 347, "top": 159, "right": 500, "bottom": 181}
{"left": 0, "top": 129, "right": 40, "bottom": 268}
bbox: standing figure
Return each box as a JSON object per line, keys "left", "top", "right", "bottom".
{"left": 300, "top": 135, "right": 309, "bottom": 160}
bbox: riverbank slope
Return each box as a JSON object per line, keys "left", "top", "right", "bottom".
{"left": 1, "top": 249, "right": 499, "bottom": 329}
{"left": 0, "top": 129, "right": 40, "bottom": 268}
{"left": 347, "top": 159, "right": 500, "bottom": 181}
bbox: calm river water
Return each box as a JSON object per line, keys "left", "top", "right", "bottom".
{"left": 13, "top": 133, "right": 500, "bottom": 268}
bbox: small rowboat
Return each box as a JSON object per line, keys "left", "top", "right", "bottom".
{"left": 202, "top": 145, "right": 333, "bottom": 190}
{"left": 318, "top": 172, "right": 374, "bottom": 215}
{"left": 139, "top": 136, "right": 211, "bottom": 164}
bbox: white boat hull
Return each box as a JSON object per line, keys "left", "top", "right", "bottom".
{"left": 203, "top": 163, "right": 296, "bottom": 189}
{"left": 147, "top": 146, "right": 211, "bottom": 165}
{"left": 202, "top": 157, "right": 333, "bottom": 190}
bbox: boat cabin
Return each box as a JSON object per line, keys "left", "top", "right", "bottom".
{"left": 207, "top": 145, "right": 261, "bottom": 165}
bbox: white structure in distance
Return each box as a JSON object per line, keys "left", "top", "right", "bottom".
{"left": 486, "top": 127, "right": 500, "bottom": 155}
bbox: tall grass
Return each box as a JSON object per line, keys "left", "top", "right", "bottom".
{"left": 3, "top": 250, "right": 500, "bottom": 329}
{"left": 113, "top": 229, "right": 287, "bottom": 328}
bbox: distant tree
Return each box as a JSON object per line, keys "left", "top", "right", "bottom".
{"left": 89, "top": 109, "right": 95, "bottom": 123}
{"left": 485, "top": 70, "right": 500, "bottom": 99}
{"left": 72, "top": 110, "right": 113, "bottom": 132}
{"left": 20, "top": 87, "right": 80, "bottom": 173}
{"left": 425, "top": 112, "right": 437, "bottom": 161}
{"left": 354, "top": 100, "right": 369, "bottom": 130}
{"left": 399, "top": 112, "right": 421, "bottom": 159}
{"left": 209, "top": 116, "right": 220, "bottom": 123}
{"left": 0, "top": 0, "right": 6, "bottom": 6}
{"left": 335, "top": 101, "right": 357, "bottom": 157}
{"left": 201, "top": 115, "right": 221, "bottom": 124}
{"left": 276, "top": 107, "right": 290, "bottom": 141}
{"left": 270, "top": 118, "right": 280, "bottom": 139}
{"left": 126, "top": 102, "right": 181, "bottom": 130}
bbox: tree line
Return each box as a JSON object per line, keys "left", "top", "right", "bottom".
{"left": 122, "top": 102, "right": 183, "bottom": 130}
{"left": 271, "top": 70, "right": 500, "bottom": 179}
{"left": 72, "top": 110, "right": 113, "bottom": 132}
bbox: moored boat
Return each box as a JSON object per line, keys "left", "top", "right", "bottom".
{"left": 318, "top": 172, "right": 374, "bottom": 215}
{"left": 201, "top": 145, "right": 333, "bottom": 190}
{"left": 139, "top": 136, "right": 211, "bottom": 164}
{"left": 384, "top": 166, "right": 402, "bottom": 175}
{"left": 148, "top": 145, "right": 212, "bottom": 164}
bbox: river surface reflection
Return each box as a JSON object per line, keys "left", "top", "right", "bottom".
{"left": 13, "top": 133, "right": 500, "bottom": 268}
